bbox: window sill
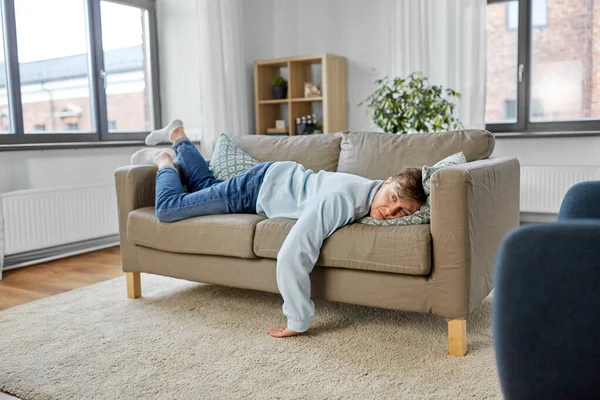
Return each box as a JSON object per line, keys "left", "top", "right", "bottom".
{"left": 0, "top": 140, "right": 201, "bottom": 152}
{"left": 494, "top": 131, "right": 600, "bottom": 139}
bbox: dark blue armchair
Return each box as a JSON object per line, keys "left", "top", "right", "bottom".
{"left": 493, "top": 181, "right": 600, "bottom": 399}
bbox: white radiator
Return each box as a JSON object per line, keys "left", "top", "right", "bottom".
{"left": 1, "top": 184, "right": 118, "bottom": 256}
{"left": 521, "top": 166, "right": 600, "bottom": 214}
{"left": 0, "top": 168, "right": 598, "bottom": 256}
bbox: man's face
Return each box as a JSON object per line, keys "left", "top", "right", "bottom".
{"left": 369, "top": 177, "right": 423, "bottom": 220}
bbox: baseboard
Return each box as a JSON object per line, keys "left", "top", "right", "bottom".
{"left": 3, "top": 235, "right": 120, "bottom": 272}
{"left": 520, "top": 212, "right": 558, "bottom": 224}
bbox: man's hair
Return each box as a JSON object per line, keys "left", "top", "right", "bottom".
{"left": 390, "top": 167, "right": 427, "bottom": 205}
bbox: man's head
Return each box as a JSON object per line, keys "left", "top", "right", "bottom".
{"left": 369, "top": 167, "right": 427, "bottom": 221}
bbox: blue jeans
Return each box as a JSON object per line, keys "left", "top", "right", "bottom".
{"left": 155, "top": 138, "right": 274, "bottom": 223}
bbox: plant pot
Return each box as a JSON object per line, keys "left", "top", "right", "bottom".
{"left": 272, "top": 86, "right": 287, "bottom": 100}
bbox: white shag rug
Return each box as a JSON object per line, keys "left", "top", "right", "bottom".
{"left": 0, "top": 273, "right": 501, "bottom": 399}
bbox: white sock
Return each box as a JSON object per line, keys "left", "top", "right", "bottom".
{"left": 130, "top": 148, "right": 176, "bottom": 165}
{"left": 145, "top": 119, "right": 183, "bottom": 145}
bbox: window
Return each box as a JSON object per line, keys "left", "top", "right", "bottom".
{"left": 101, "top": 1, "right": 155, "bottom": 133}
{"left": 507, "top": 0, "right": 547, "bottom": 30}
{"left": 0, "top": 110, "right": 10, "bottom": 133}
{"left": 486, "top": 0, "right": 599, "bottom": 135}
{"left": 531, "top": 98, "right": 545, "bottom": 119}
{"left": 486, "top": 1, "right": 519, "bottom": 124}
{"left": 505, "top": 98, "right": 543, "bottom": 120}
{"left": 16, "top": 0, "right": 92, "bottom": 133}
{"left": 0, "top": 0, "right": 160, "bottom": 146}
{"left": 504, "top": 100, "right": 516, "bottom": 120}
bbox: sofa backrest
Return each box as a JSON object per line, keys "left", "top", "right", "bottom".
{"left": 232, "top": 132, "right": 343, "bottom": 172}
{"left": 336, "top": 130, "right": 495, "bottom": 179}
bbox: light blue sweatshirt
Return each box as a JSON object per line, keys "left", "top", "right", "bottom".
{"left": 256, "top": 161, "right": 384, "bottom": 333}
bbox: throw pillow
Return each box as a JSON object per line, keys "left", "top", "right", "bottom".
{"left": 209, "top": 133, "right": 260, "bottom": 181}
{"left": 421, "top": 151, "right": 467, "bottom": 196}
{"left": 355, "top": 151, "right": 467, "bottom": 226}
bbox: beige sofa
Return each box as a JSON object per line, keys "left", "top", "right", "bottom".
{"left": 115, "top": 130, "right": 520, "bottom": 357}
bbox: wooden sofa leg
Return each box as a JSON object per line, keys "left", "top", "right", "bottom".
{"left": 448, "top": 319, "right": 467, "bottom": 357}
{"left": 126, "top": 272, "right": 141, "bottom": 299}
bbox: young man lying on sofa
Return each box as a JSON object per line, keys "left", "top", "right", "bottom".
{"left": 131, "top": 120, "right": 427, "bottom": 338}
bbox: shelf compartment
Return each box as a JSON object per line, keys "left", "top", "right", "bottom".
{"left": 290, "top": 101, "right": 313, "bottom": 136}
{"left": 289, "top": 59, "right": 322, "bottom": 99}
{"left": 257, "top": 103, "right": 288, "bottom": 135}
{"left": 255, "top": 63, "right": 289, "bottom": 101}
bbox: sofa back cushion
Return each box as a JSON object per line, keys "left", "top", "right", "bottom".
{"left": 232, "top": 133, "right": 343, "bottom": 172}
{"left": 336, "top": 130, "right": 495, "bottom": 179}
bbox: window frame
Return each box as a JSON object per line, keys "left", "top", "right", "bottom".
{"left": 0, "top": 0, "right": 161, "bottom": 147}
{"left": 486, "top": 0, "right": 600, "bottom": 137}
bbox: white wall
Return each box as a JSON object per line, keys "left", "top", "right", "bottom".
{"left": 493, "top": 136, "right": 600, "bottom": 219}
{"left": 492, "top": 136, "right": 600, "bottom": 166}
{"left": 242, "top": 0, "right": 391, "bottom": 132}
{"left": 0, "top": 146, "right": 136, "bottom": 192}
{"left": 156, "top": 0, "right": 392, "bottom": 136}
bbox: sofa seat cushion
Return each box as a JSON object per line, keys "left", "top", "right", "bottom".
{"left": 127, "top": 207, "right": 266, "bottom": 258}
{"left": 253, "top": 218, "right": 432, "bottom": 275}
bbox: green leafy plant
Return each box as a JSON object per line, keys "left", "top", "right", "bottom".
{"left": 272, "top": 76, "right": 288, "bottom": 88}
{"left": 359, "top": 72, "right": 463, "bottom": 134}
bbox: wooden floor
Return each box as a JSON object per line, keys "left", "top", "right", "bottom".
{"left": 0, "top": 247, "right": 123, "bottom": 311}
{"left": 0, "top": 246, "right": 123, "bottom": 400}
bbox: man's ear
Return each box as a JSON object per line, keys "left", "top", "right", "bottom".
{"left": 384, "top": 177, "right": 392, "bottom": 184}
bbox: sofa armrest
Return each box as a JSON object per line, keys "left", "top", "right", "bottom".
{"left": 114, "top": 165, "right": 157, "bottom": 272}
{"left": 429, "top": 157, "right": 520, "bottom": 318}
{"left": 493, "top": 221, "right": 600, "bottom": 398}
{"left": 558, "top": 181, "right": 600, "bottom": 220}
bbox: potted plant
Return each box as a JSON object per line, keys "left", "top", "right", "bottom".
{"left": 359, "top": 72, "right": 463, "bottom": 134}
{"left": 272, "top": 76, "right": 288, "bottom": 99}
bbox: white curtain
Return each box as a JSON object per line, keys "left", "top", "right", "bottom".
{"left": 389, "top": 0, "right": 486, "bottom": 130}
{"left": 196, "top": 0, "right": 250, "bottom": 154}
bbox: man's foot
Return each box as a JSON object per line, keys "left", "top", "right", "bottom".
{"left": 156, "top": 151, "right": 175, "bottom": 169}
{"left": 145, "top": 119, "right": 183, "bottom": 145}
{"left": 130, "top": 148, "right": 176, "bottom": 166}
{"left": 267, "top": 327, "right": 302, "bottom": 338}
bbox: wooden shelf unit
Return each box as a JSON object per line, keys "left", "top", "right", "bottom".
{"left": 254, "top": 54, "right": 347, "bottom": 135}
